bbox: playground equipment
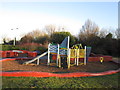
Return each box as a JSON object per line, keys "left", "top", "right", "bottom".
{"left": 24, "top": 36, "right": 91, "bottom": 69}
{"left": 47, "top": 36, "right": 70, "bottom": 68}
{"left": 24, "top": 51, "right": 48, "bottom": 65}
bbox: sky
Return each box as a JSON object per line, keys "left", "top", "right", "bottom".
{"left": 0, "top": 1, "right": 118, "bottom": 44}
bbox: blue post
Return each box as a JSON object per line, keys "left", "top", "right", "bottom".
{"left": 86, "top": 47, "right": 91, "bottom": 63}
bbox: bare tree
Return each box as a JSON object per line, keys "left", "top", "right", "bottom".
{"left": 44, "top": 24, "right": 69, "bottom": 36}
{"left": 20, "top": 29, "right": 47, "bottom": 44}
{"left": 44, "top": 24, "right": 57, "bottom": 35}
{"left": 99, "top": 28, "right": 108, "bottom": 38}
{"left": 27, "top": 29, "right": 46, "bottom": 39}
{"left": 79, "top": 19, "right": 99, "bottom": 40}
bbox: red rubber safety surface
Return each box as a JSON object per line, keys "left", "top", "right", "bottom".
{"left": 1, "top": 69, "right": 120, "bottom": 78}
{"left": 0, "top": 58, "right": 120, "bottom": 78}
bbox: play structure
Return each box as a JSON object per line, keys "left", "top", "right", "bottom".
{"left": 24, "top": 36, "right": 92, "bottom": 69}
{"left": 23, "top": 36, "right": 113, "bottom": 68}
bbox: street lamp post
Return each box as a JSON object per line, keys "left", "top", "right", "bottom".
{"left": 11, "top": 28, "right": 18, "bottom": 46}
{"left": 13, "top": 37, "right": 16, "bottom": 46}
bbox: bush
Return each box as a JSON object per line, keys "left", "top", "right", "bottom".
{"left": 1, "top": 45, "right": 20, "bottom": 51}
{"left": 34, "top": 35, "right": 50, "bottom": 45}
{"left": 18, "top": 43, "right": 43, "bottom": 51}
{"left": 36, "top": 46, "right": 47, "bottom": 54}
{"left": 50, "top": 31, "right": 77, "bottom": 47}
{"left": 1, "top": 43, "right": 47, "bottom": 53}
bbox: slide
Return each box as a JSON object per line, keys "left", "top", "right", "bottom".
{"left": 23, "top": 51, "right": 48, "bottom": 65}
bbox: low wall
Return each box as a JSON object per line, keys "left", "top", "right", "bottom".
{"left": 52, "top": 54, "right": 112, "bottom": 62}
{"left": 88, "top": 56, "right": 112, "bottom": 62}
{"left": 0, "top": 50, "right": 37, "bottom": 58}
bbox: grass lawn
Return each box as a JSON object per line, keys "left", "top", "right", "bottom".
{"left": 1, "top": 72, "right": 120, "bottom": 89}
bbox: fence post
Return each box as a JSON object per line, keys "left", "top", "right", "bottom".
{"left": 76, "top": 49, "right": 79, "bottom": 66}
{"left": 57, "top": 44, "right": 59, "bottom": 66}
{"left": 47, "top": 43, "right": 50, "bottom": 65}
{"left": 84, "top": 46, "right": 87, "bottom": 65}
{"left": 68, "top": 48, "right": 71, "bottom": 68}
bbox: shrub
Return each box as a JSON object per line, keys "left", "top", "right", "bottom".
{"left": 1, "top": 45, "right": 19, "bottom": 51}
{"left": 18, "top": 43, "right": 42, "bottom": 51}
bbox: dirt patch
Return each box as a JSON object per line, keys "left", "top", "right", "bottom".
{"left": 1, "top": 59, "right": 119, "bottom": 73}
